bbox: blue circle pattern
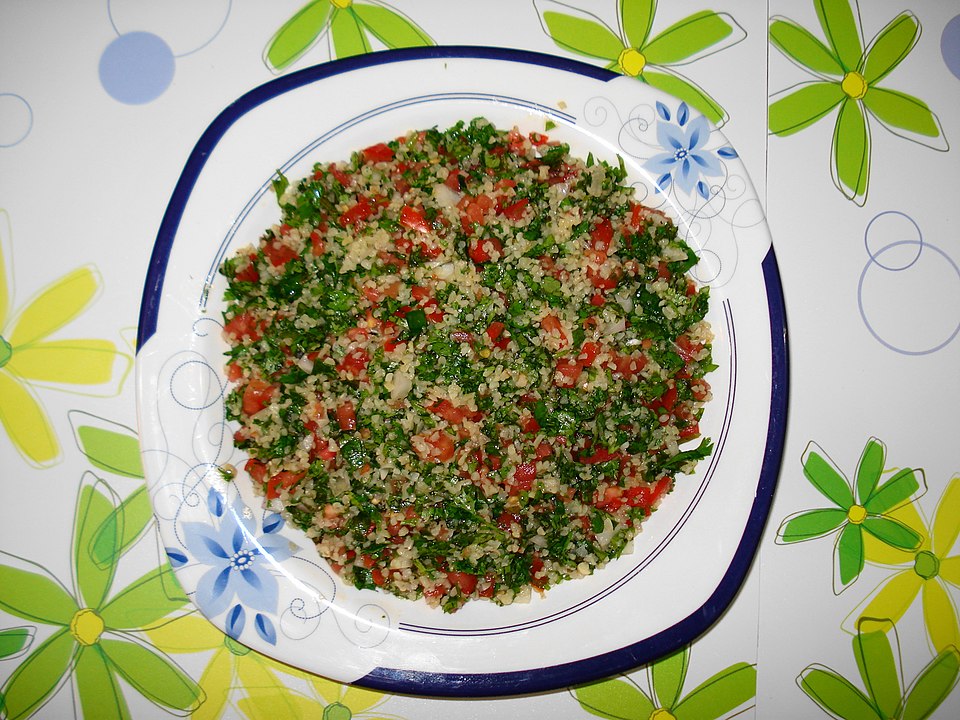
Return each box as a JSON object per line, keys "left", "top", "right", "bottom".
{"left": 942, "top": 15, "right": 960, "bottom": 80}
{"left": 99, "top": 31, "right": 175, "bottom": 105}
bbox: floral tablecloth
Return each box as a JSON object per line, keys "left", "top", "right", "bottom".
{"left": 1, "top": 1, "right": 958, "bottom": 718}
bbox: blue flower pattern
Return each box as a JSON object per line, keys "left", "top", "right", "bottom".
{"left": 644, "top": 101, "right": 737, "bottom": 200}
{"left": 172, "top": 487, "right": 292, "bottom": 645}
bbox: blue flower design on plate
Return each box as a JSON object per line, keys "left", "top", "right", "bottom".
{"left": 172, "top": 487, "right": 292, "bottom": 644}
{"left": 644, "top": 101, "right": 737, "bottom": 200}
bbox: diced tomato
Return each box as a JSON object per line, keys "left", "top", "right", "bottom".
{"left": 578, "top": 445, "right": 620, "bottom": 465}
{"left": 225, "top": 362, "right": 243, "bottom": 382}
{"left": 587, "top": 263, "right": 622, "bottom": 290}
{"left": 337, "top": 348, "right": 370, "bottom": 377}
{"left": 330, "top": 166, "right": 352, "bottom": 186}
{"left": 306, "top": 230, "right": 325, "bottom": 256}
{"left": 540, "top": 314, "right": 568, "bottom": 347}
{"left": 500, "top": 198, "right": 529, "bottom": 220}
{"left": 244, "top": 458, "right": 268, "bottom": 484}
{"left": 478, "top": 574, "right": 497, "bottom": 598}
{"left": 458, "top": 194, "right": 494, "bottom": 232}
{"left": 507, "top": 128, "right": 526, "bottom": 153}
{"left": 519, "top": 413, "right": 540, "bottom": 434}
{"left": 444, "top": 170, "right": 463, "bottom": 191}
{"left": 340, "top": 195, "right": 373, "bottom": 227}
{"left": 629, "top": 202, "right": 649, "bottom": 228}
{"left": 494, "top": 178, "right": 517, "bottom": 191}
{"left": 362, "top": 142, "right": 394, "bottom": 163}
{"left": 590, "top": 217, "right": 614, "bottom": 252}
{"left": 530, "top": 555, "right": 547, "bottom": 590}
{"left": 554, "top": 359, "right": 582, "bottom": 387}
{"left": 675, "top": 334, "right": 704, "bottom": 363}
{"left": 262, "top": 240, "right": 297, "bottom": 268}
{"left": 266, "top": 470, "right": 305, "bottom": 500}
{"left": 657, "top": 262, "right": 672, "bottom": 281}
{"left": 234, "top": 254, "right": 259, "bottom": 282}
{"left": 336, "top": 401, "right": 357, "bottom": 431}
{"left": 361, "top": 285, "right": 382, "bottom": 304}
{"left": 415, "top": 429, "right": 456, "bottom": 463}
{"left": 590, "top": 293, "right": 605, "bottom": 306}
{"left": 224, "top": 312, "right": 262, "bottom": 342}
{"left": 611, "top": 353, "right": 647, "bottom": 378}
{"left": 624, "top": 477, "right": 672, "bottom": 509}
{"left": 678, "top": 422, "right": 700, "bottom": 440}
{"left": 535, "top": 442, "right": 553, "bottom": 460}
{"left": 399, "top": 204, "right": 431, "bottom": 234}
{"left": 446, "top": 571, "right": 478, "bottom": 595}
{"left": 597, "top": 485, "right": 624, "bottom": 512}
{"left": 511, "top": 462, "right": 537, "bottom": 492}
{"left": 497, "top": 511, "right": 521, "bottom": 531}
{"left": 371, "top": 568, "right": 387, "bottom": 587}
{"left": 578, "top": 341, "right": 600, "bottom": 366}
{"left": 428, "top": 399, "right": 481, "bottom": 424}
{"left": 528, "top": 132, "right": 549, "bottom": 146}
{"left": 242, "top": 378, "right": 277, "bottom": 415}
{"left": 690, "top": 378, "right": 711, "bottom": 401}
{"left": 486, "top": 321, "right": 510, "bottom": 350}
{"left": 469, "top": 237, "right": 503, "bottom": 263}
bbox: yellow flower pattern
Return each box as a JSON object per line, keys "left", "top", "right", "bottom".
{"left": 850, "top": 474, "right": 960, "bottom": 653}
{"left": 0, "top": 210, "right": 131, "bottom": 468}
{"left": 145, "top": 614, "right": 402, "bottom": 720}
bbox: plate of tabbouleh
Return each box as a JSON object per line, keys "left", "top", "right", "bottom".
{"left": 137, "top": 48, "right": 787, "bottom": 696}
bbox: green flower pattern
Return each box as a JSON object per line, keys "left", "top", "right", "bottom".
{"left": 777, "top": 438, "right": 925, "bottom": 593}
{"left": 799, "top": 618, "right": 959, "bottom": 719}
{"left": 572, "top": 644, "right": 756, "bottom": 719}
{"left": 768, "top": 0, "right": 947, "bottom": 204}
{"left": 0, "top": 472, "right": 201, "bottom": 719}
{"left": 534, "top": 0, "right": 746, "bottom": 125}
{"left": 263, "top": 0, "right": 434, "bottom": 73}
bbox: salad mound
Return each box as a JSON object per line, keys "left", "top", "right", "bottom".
{"left": 220, "top": 118, "right": 715, "bottom": 612}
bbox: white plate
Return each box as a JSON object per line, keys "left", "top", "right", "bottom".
{"left": 136, "top": 48, "right": 787, "bottom": 696}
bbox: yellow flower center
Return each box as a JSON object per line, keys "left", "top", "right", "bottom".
{"left": 847, "top": 504, "right": 867, "bottom": 525}
{"left": 618, "top": 48, "right": 647, "bottom": 77}
{"left": 650, "top": 710, "right": 677, "bottom": 720}
{"left": 841, "top": 71, "right": 868, "bottom": 100}
{"left": 70, "top": 608, "right": 104, "bottom": 646}
{"left": 0, "top": 335, "right": 11, "bottom": 368}
{"left": 331, "top": 0, "right": 352, "bottom": 9}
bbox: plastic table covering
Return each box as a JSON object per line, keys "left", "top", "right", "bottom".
{"left": 1, "top": 1, "right": 958, "bottom": 718}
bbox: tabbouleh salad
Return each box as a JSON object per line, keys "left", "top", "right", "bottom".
{"left": 220, "top": 118, "right": 715, "bottom": 612}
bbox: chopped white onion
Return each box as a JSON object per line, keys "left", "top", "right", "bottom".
{"left": 432, "top": 182, "right": 461, "bottom": 208}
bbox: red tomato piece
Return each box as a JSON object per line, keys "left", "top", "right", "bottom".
{"left": 530, "top": 555, "right": 548, "bottom": 590}
{"left": 428, "top": 399, "right": 481, "bottom": 424}
{"left": 362, "top": 142, "right": 394, "bottom": 163}
{"left": 330, "top": 166, "right": 352, "bottom": 186}
{"left": 336, "top": 401, "right": 357, "bottom": 431}
{"left": 415, "top": 429, "right": 456, "bottom": 463}
{"left": 554, "top": 359, "right": 582, "bottom": 387}
{"left": 540, "top": 314, "right": 568, "bottom": 347}
{"left": 337, "top": 348, "right": 370, "bottom": 377}
{"left": 340, "top": 195, "right": 373, "bottom": 227}
{"left": 486, "top": 321, "right": 510, "bottom": 350}
{"left": 234, "top": 254, "right": 259, "bottom": 282}
{"left": 262, "top": 240, "right": 297, "bottom": 268}
{"left": 625, "top": 477, "right": 672, "bottom": 509}
{"left": 223, "top": 312, "right": 262, "bottom": 342}
{"left": 399, "top": 204, "right": 432, "bottom": 234}
{"left": 244, "top": 458, "right": 268, "bottom": 484}
{"left": 500, "top": 198, "right": 529, "bottom": 220}
{"left": 578, "top": 341, "right": 600, "bottom": 366}
{"left": 590, "top": 217, "right": 614, "bottom": 252}
{"left": 446, "top": 571, "right": 478, "bottom": 595}
{"left": 242, "top": 378, "right": 276, "bottom": 415}
{"left": 469, "top": 237, "right": 503, "bottom": 263}
{"left": 266, "top": 470, "right": 305, "bottom": 500}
